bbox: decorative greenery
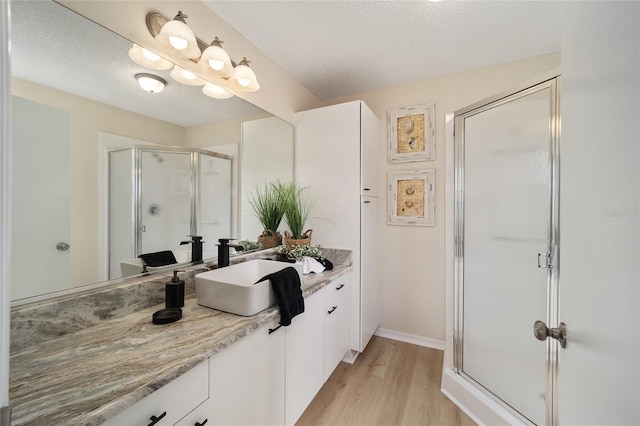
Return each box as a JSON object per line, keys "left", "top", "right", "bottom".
{"left": 277, "top": 244, "right": 325, "bottom": 262}
{"left": 238, "top": 240, "right": 260, "bottom": 251}
{"left": 247, "top": 182, "right": 286, "bottom": 235}
{"left": 280, "top": 180, "right": 313, "bottom": 239}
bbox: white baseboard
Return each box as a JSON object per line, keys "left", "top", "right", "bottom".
{"left": 374, "top": 328, "right": 445, "bottom": 350}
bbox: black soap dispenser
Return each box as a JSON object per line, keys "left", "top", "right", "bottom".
{"left": 152, "top": 270, "right": 184, "bottom": 324}
{"left": 166, "top": 270, "right": 185, "bottom": 309}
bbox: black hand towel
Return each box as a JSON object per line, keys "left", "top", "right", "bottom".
{"left": 256, "top": 267, "right": 304, "bottom": 326}
{"left": 317, "top": 257, "right": 333, "bottom": 270}
{"left": 138, "top": 250, "right": 178, "bottom": 267}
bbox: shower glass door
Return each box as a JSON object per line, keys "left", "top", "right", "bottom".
{"left": 138, "top": 150, "right": 193, "bottom": 256}
{"left": 455, "top": 79, "right": 559, "bottom": 424}
{"left": 198, "top": 153, "right": 232, "bottom": 256}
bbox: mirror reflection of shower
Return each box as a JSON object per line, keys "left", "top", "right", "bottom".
{"left": 108, "top": 146, "right": 232, "bottom": 279}
{"left": 151, "top": 152, "right": 164, "bottom": 163}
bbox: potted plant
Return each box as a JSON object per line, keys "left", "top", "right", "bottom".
{"left": 247, "top": 182, "right": 286, "bottom": 248}
{"left": 280, "top": 180, "right": 313, "bottom": 248}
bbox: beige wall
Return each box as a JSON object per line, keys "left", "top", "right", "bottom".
{"left": 185, "top": 112, "right": 270, "bottom": 148}
{"left": 12, "top": 78, "right": 185, "bottom": 287}
{"left": 317, "top": 53, "right": 561, "bottom": 343}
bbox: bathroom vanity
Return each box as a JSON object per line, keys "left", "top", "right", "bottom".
{"left": 9, "top": 249, "right": 352, "bottom": 425}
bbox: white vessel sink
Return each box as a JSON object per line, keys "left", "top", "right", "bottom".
{"left": 195, "top": 259, "right": 302, "bottom": 316}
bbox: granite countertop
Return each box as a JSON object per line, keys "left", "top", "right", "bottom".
{"left": 9, "top": 249, "right": 352, "bottom": 425}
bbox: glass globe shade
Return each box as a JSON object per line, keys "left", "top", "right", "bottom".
{"left": 202, "top": 82, "right": 234, "bottom": 99}
{"left": 155, "top": 15, "right": 200, "bottom": 59}
{"left": 128, "top": 44, "right": 173, "bottom": 71}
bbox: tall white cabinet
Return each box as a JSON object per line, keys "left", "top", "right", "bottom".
{"left": 294, "top": 100, "right": 380, "bottom": 353}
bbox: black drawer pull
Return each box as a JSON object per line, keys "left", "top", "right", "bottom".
{"left": 269, "top": 325, "right": 282, "bottom": 334}
{"left": 195, "top": 419, "right": 208, "bottom": 426}
{"left": 327, "top": 306, "right": 338, "bottom": 315}
{"left": 148, "top": 411, "right": 167, "bottom": 426}
{"left": 335, "top": 284, "right": 345, "bottom": 291}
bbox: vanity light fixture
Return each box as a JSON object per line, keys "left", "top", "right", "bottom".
{"left": 128, "top": 44, "right": 173, "bottom": 70}
{"left": 197, "top": 37, "right": 233, "bottom": 78}
{"left": 202, "top": 82, "right": 233, "bottom": 99}
{"left": 229, "top": 57, "right": 260, "bottom": 92}
{"left": 170, "top": 65, "right": 206, "bottom": 86}
{"left": 136, "top": 73, "right": 167, "bottom": 93}
{"left": 145, "top": 11, "right": 260, "bottom": 94}
{"left": 154, "top": 11, "right": 200, "bottom": 59}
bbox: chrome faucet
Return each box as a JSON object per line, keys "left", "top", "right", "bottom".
{"left": 180, "top": 235, "right": 204, "bottom": 263}
{"left": 217, "top": 238, "right": 244, "bottom": 268}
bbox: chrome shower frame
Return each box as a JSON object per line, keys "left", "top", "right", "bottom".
{"left": 453, "top": 76, "right": 561, "bottom": 425}
{"left": 132, "top": 146, "right": 233, "bottom": 258}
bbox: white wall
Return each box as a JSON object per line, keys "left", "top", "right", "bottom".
{"left": 240, "top": 117, "right": 295, "bottom": 241}
{"left": 558, "top": 2, "right": 639, "bottom": 423}
{"left": 320, "top": 53, "right": 561, "bottom": 344}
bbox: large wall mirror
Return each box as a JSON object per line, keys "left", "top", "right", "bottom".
{"left": 10, "top": 0, "right": 293, "bottom": 302}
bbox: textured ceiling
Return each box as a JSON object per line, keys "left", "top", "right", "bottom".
{"left": 12, "top": 1, "right": 563, "bottom": 124}
{"left": 204, "top": 0, "right": 563, "bottom": 100}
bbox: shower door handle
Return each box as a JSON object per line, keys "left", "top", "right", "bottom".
{"left": 533, "top": 320, "right": 567, "bottom": 348}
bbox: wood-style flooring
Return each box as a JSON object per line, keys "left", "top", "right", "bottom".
{"left": 297, "top": 336, "right": 476, "bottom": 426}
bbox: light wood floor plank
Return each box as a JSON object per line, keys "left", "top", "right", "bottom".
{"left": 297, "top": 336, "right": 476, "bottom": 426}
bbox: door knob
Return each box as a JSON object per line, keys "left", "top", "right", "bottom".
{"left": 533, "top": 320, "right": 567, "bottom": 348}
{"left": 56, "top": 242, "right": 70, "bottom": 251}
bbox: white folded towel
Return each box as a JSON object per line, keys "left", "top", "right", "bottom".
{"left": 301, "top": 256, "right": 326, "bottom": 274}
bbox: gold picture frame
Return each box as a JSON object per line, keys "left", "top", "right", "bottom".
{"left": 388, "top": 103, "right": 435, "bottom": 163}
{"left": 388, "top": 169, "right": 435, "bottom": 226}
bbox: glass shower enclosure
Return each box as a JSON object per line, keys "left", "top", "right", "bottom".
{"left": 108, "top": 146, "right": 232, "bottom": 279}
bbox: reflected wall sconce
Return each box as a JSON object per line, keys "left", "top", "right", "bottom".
{"left": 144, "top": 11, "right": 260, "bottom": 94}
{"left": 170, "top": 65, "right": 206, "bottom": 86}
{"left": 128, "top": 44, "right": 173, "bottom": 70}
{"left": 136, "top": 73, "right": 167, "bottom": 93}
{"left": 202, "top": 82, "right": 233, "bottom": 99}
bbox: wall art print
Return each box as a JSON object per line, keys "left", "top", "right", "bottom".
{"left": 388, "top": 103, "right": 435, "bottom": 163}
{"left": 388, "top": 169, "right": 435, "bottom": 226}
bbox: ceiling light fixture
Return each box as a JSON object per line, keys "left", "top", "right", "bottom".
{"left": 135, "top": 73, "right": 167, "bottom": 93}
{"left": 154, "top": 11, "right": 200, "bottom": 59}
{"left": 128, "top": 44, "right": 173, "bottom": 70}
{"left": 202, "top": 82, "right": 233, "bottom": 99}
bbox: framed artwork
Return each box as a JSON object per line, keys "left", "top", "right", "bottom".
{"left": 388, "top": 103, "right": 435, "bottom": 163}
{"left": 388, "top": 169, "right": 435, "bottom": 226}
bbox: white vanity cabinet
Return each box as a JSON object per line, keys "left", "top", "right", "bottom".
{"left": 209, "top": 317, "right": 285, "bottom": 425}
{"left": 295, "top": 100, "right": 381, "bottom": 354}
{"left": 284, "top": 288, "right": 325, "bottom": 426}
{"left": 103, "top": 275, "right": 351, "bottom": 426}
{"left": 324, "top": 276, "right": 350, "bottom": 380}
{"left": 103, "top": 360, "right": 209, "bottom": 426}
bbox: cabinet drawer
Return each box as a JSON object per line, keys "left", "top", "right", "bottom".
{"left": 174, "top": 400, "right": 211, "bottom": 426}
{"left": 324, "top": 277, "right": 349, "bottom": 306}
{"left": 104, "top": 361, "right": 209, "bottom": 426}
{"left": 325, "top": 280, "right": 350, "bottom": 380}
